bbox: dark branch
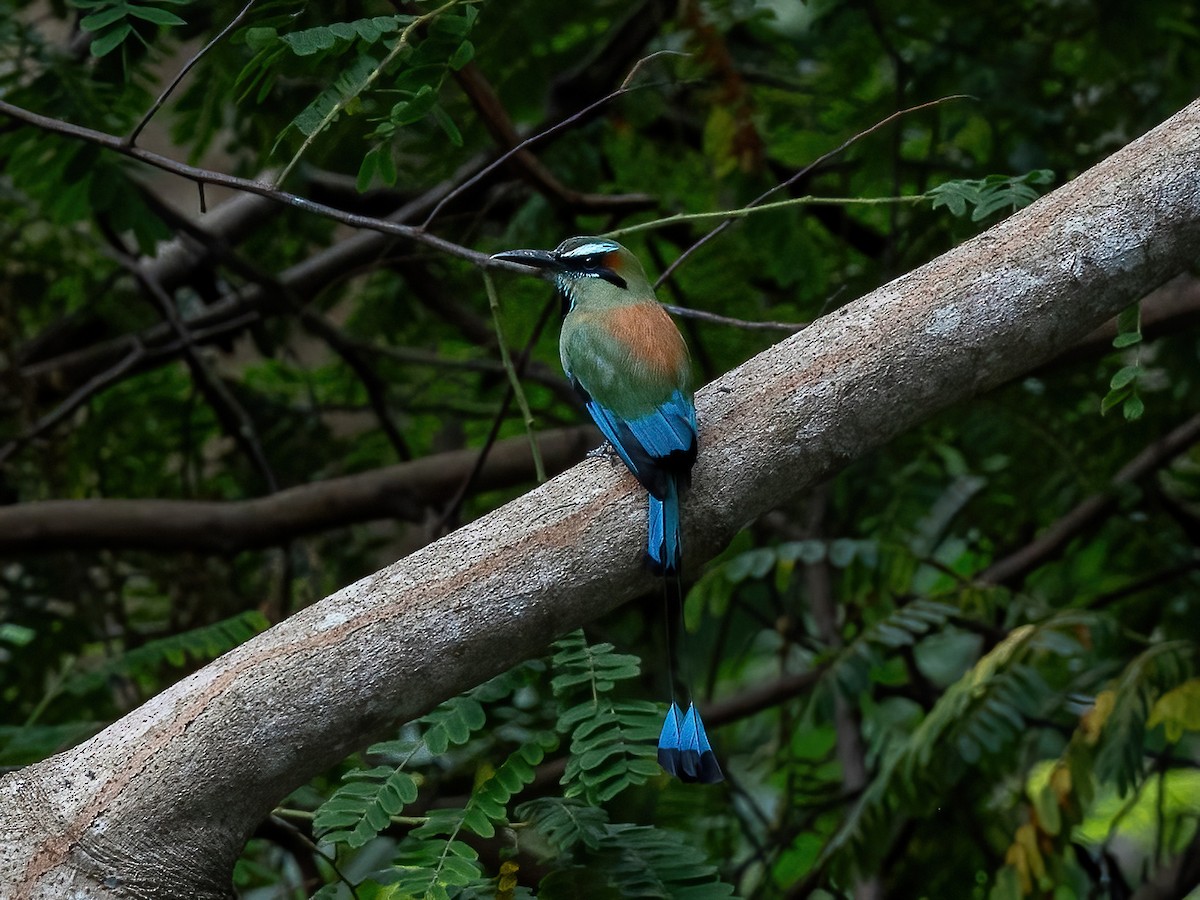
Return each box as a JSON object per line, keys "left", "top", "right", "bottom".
{"left": 979, "top": 411, "right": 1200, "bottom": 587}
{"left": 0, "top": 427, "right": 593, "bottom": 555}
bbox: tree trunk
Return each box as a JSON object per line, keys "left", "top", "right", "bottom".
{"left": 3, "top": 97, "right": 1199, "bottom": 899}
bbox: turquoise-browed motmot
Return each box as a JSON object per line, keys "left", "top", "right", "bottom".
{"left": 491, "top": 236, "right": 723, "bottom": 784}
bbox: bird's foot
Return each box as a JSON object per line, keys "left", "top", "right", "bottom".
{"left": 586, "top": 442, "right": 622, "bottom": 465}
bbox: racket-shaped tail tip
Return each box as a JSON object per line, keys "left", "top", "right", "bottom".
{"left": 657, "top": 701, "right": 685, "bottom": 776}
{"left": 658, "top": 701, "right": 723, "bottom": 784}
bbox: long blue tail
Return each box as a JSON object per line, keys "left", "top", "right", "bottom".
{"left": 647, "top": 477, "right": 723, "bottom": 782}
{"left": 646, "top": 477, "right": 681, "bottom": 575}
{"left": 658, "top": 701, "right": 723, "bottom": 783}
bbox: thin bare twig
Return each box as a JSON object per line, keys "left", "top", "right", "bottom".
{"left": 484, "top": 272, "right": 546, "bottom": 483}
{"left": 0, "top": 99, "right": 491, "bottom": 266}
{"left": 655, "top": 94, "right": 974, "bottom": 287}
{"left": 448, "top": 60, "right": 654, "bottom": 215}
{"left": 608, "top": 193, "right": 925, "bottom": 240}
{"left": 979, "top": 409, "right": 1200, "bottom": 586}
{"left": 662, "top": 303, "right": 804, "bottom": 333}
{"left": 126, "top": 0, "right": 257, "bottom": 146}
{"left": 111, "top": 247, "right": 280, "bottom": 492}
{"left": 0, "top": 342, "right": 145, "bottom": 467}
{"left": 419, "top": 49, "right": 686, "bottom": 228}
{"left": 432, "top": 293, "right": 560, "bottom": 535}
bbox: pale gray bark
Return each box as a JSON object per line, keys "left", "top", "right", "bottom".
{"left": 3, "top": 97, "right": 1200, "bottom": 899}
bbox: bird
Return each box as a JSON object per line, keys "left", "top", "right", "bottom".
{"left": 491, "top": 236, "right": 723, "bottom": 784}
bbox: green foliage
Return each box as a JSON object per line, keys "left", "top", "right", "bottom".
{"left": 1093, "top": 641, "right": 1195, "bottom": 794}
{"left": 517, "top": 799, "right": 734, "bottom": 899}
{"left": 824, "top": 620, "right": 1076, "bottom": 877}
{"left": 0, "top": 609, "right": 268, "bottom": 765}
{"left": 1102, "top": 303, "right": 1146, "bottom": 420}
{"left": 516, "top": 797, "right": 610, "bottom": 853}
{"left": 370, "top": 739, "right": 555, "bottom": 897}
{"left": 62, "top": 609, "right": 269, "bottom": 698}
{"left": 1148, "top": 678, "right": 1200, "bottom": 743}
{"left": 303, "top": 637, "right": 732, "bottom": 898}
{"left": 280, "top": 17, "right": 415, "bottom": 57}
{"left": 551, "top": 631, "right": 662, "bottom": 803}
{"left": 818, "top": 597, "right": 961, "bottom": 703}
{"left": 928, "top": 170, "right": 1054, "bottom": 221}
{"left": 235, "top": 2, "right": 479, "bottom": 184}
{"left": 72, "top": 0, "right": 189, "bottom": 57}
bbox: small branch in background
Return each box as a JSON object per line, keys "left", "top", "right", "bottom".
{"left": 484, "top": 272, "right": 546, "bottom": 483}
{"left": 1129, "top": 821, "right": 1200, "bottom": 900}
{"left": 978, "top": 410, "right": 1200, "bottom": 587}
{"left": 295, "top": 308, "right": 415, "bottom": 462}
{"left": 135, "top": 186, "right": 417, "bottom": 462}
{"left": 0, "top": 99, "right": 491, "bottom": 265}
{"left": 126, "top": 0, "right": 257, "bottom": 146}
{"left": 446, "top": 59, "right": 655, "bottom": 216}
{"left": 110, "top": 246, "right": 280, "bottom": 493}
{"left": 655, "top": 94, "right": 974, "bottom": 287}
{"left": 15, "top": 167, "right": 473, "bottom": 405}
{"left": 351, "top": 340, "right": 564, "bottom": 390}
{"left": 607, "top": 193, "right": 926, "bottom": 241}
{"left": 663, "top": 303, "right": 804, "bottom": 333}
{"left": 0, "top": 426, "right": 593, "bottom": 554}
{"left": 800, "top": 488, "right": 883, "bottom": 900}
{"left": 0, "top": 342, "right": 146, "bottom": 467}
{"left": 433, "top": 294, "right": 561, "bottom": 535}
{"left": 419, "top": 49, "right": 684, "bottom": 227}
{"left": 1, "top": 310, "right": 263, "bottom": 467}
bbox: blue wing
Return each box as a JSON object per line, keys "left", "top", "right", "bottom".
{"left": 573, "top": 385, "right": 694, "bottom": 573}
{"left": 582, "top": 388, "right": 696, "bottom": 499}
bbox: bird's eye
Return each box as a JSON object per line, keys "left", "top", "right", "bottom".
{"left": 581, "top": 255, "right": 602, "bottom": 269}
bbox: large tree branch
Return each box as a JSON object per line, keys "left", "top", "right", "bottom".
{"left": 0, "top": 427, "right": 593, "bottom": 555}
{"left": 3, "top": 99, "right": 1199, "bottom": 899}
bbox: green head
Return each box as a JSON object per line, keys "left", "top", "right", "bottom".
{"left": 491, "top": 236, "right": 655, "bottom": 311}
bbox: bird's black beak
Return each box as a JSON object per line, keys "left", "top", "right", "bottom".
{"left": 490, "top": 248, "right": 563, "bottom": 273}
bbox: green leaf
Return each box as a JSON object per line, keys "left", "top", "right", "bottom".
{"left": 448, "top": 39, "right": 474, "bottom": 70}
{"left": 90, "top": 22, "right": 133, "bottom": 56}
{"left": 80, "top": 8, "right": 128, "bottom": 31}
{"left": 828, "top": 539, "right": 858, "bottom": 568}
{"left": 1116, "top": 303, "right": 1141, "bottom": 334}
{"left": 1109, "top": 365, "right": 1141, "bottom": 390}
{"left": 328, "top": 22, "right": 359, "bottom": 42}
{"left": 282, "top": 25, "right": 340, "bottom": 56}
{"left": 929, "top": 171, "right": 1053, "bottom": 221}
{"left": 1148, "top": 678, "right": 1200, "bottom": 742}
{"left": 391, "top": 84, "right": 437, "bottom": 126}
{"left": 355, "top": 147, "right": 380, "bottom": 193}
{"left": 1111, "top": 331, "right": 1142, "bottom": 348}
{"left": 1122, "top": 393, "right": 1145, "bottom": 421}
{"left": 0, "top": 623, "right": 36, "bottom": 646}
{"left": 376, "top": 145, "right": 397, "bottom": 186}
{"left": 1100, "top": 386, "right": 1130, "bottom": 415}
{"left": 929, "top": 183, "right": 969, "bottom": 217}
{"left": 431, "top": 105, "right": 462, "bottom": 147}
{"left": 125, "top": 5, "right": 187, "bottom": 26}
{"left": 431, "top": 6, "right": 477, "bottom": 38}
{"left": 63, "top": 611, "right": 269, "bottom": 698}
{"left": 241, "top": 26, "right": 278, "bottom": 51}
